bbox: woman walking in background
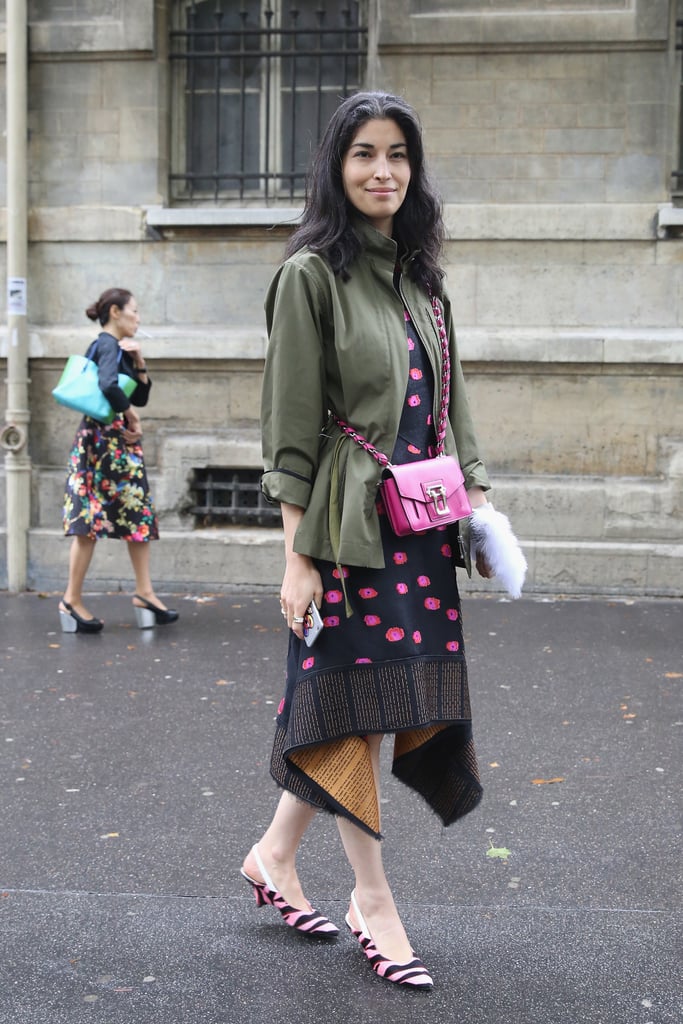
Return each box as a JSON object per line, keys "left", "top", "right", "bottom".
{"left": 59, "top": 287, "right": 178, "bottom": 633}
{"left": 240, "top": 91, "right": 524, "bottom": 990}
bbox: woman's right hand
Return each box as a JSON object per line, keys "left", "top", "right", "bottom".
{"left": 280, "top": 553, "right": 323, "bottom": 640}
{"left": 122, "top": 408, "right": 142, "bottom": 445}
{"left": 279, "top": 503, "right": 324, "bottom": 639}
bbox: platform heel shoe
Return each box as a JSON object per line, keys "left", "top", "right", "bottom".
{"left": 133, "top": 594, "right": 179, "bottom": 629}
{"left": 58, "top": 600, "right": 104, "bottom": 634}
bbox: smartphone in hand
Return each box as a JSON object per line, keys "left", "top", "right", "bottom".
{"left": 303, "top": 602, "right": 324, "bottom": 647}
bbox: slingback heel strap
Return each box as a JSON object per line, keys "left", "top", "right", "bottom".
{"left": 132, "top": 594, "right": 179, "bottom": 627}
{"left": 59, "top": 600, "right": 103, "bottom": 634}
{"left": 239, "top": 843, "right": 339, "bottom": 938}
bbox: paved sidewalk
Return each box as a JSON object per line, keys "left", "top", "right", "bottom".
{"left": 0, "top": 590, "right": 681, "bottom": 1024}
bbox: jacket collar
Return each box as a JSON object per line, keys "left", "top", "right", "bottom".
{"left": 352, "top": 215, "right": 420, "bottom": 274}
{"left": 352, "top": 215, "right": 397, "bottom": 262}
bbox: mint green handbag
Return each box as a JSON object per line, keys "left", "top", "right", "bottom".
{"left": 52, "top": 347, "right": 137, "bottom": 424}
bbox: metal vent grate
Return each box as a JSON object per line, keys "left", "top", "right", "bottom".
{"left": 190, "top": 468, "right": 281, "bottom": 527}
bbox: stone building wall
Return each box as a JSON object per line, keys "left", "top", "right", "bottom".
{"left": 0, "top": 0, "right": 682, "bottom": 596}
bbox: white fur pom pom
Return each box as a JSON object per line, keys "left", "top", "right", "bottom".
{"left": 469, "top": 503, "right": 527, "bottom": 599}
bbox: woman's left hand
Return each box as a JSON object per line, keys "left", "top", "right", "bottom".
{"left": 468, "top": 487, "right": 494, "bottom": 578}
{"left": 475, "top": 550, "right": 494, "bottom": 579}
{"left": 119, "top": 338, "right": 145, "bottom": 367}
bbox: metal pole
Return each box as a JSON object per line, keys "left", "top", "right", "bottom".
{"left": 2, "top": 0, "right": 31, "bottom": 591}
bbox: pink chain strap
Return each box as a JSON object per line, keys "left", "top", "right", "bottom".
{"left": 334, "top": 294, "right": 450, "bottom": 467}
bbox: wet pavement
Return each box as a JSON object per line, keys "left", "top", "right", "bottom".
{"left": 0, "top": 590, "right": 681, "bottom": 1023}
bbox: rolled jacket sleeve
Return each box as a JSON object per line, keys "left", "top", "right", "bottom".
{"left": 261, "top": 259, "right": 328, "bottom": 509}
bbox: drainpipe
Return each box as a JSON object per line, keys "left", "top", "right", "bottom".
{"left": 2, "top": 0, "right": 31, "bottom": 590}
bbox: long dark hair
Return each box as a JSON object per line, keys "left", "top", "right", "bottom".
{"left": 286, "top": 91, "right": 445, "bottom": 294}
{"left": 85, "top": 287, "right": 133, "bottom": 326}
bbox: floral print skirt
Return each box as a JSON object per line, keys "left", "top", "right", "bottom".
{"left": 62, "top": 415, "right": 159, "bottom": 541}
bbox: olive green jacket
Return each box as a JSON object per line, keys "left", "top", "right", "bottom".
{"left": 261, "top": 219, "right": 490, "bottom": 571}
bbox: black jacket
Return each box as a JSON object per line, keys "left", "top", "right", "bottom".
{"left": 86, "top": 331, "right": 151, "bottom": 412}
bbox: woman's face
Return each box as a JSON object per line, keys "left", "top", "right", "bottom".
{"left": 111, "top": 297, "right": 140, "bottom": 339}
{"left": 341, "top": 118, "right": 411, "bottom": 237}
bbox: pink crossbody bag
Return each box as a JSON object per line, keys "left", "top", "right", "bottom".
{"left": 333, "top": 296, "right": 472, "bottom": 537}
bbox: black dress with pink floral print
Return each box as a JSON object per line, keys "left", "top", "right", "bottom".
{"left": 270, "top": 309, "right": 481, "bottom": 831}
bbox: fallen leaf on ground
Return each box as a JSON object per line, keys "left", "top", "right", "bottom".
{"left": 486, "top": 841, "right": 512, "bottom": 861}
{"left": 531, "top": 777, "right": 565, "bottom": 785}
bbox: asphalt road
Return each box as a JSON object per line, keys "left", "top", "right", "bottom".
{"left": 1, "top": 590, "right": 681, "bottom": 1023}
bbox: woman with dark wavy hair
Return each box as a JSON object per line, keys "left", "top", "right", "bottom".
{"left": 241, "top": 92, "right": 496, "bottom": 990}
{"left": 286, "top": 90, "right": 445, "bottom": 292}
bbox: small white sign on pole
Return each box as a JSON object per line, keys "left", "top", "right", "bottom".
{"left": 7, "top": 276, "right": 27, "bottom": 316}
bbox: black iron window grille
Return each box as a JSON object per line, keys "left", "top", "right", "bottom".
{"left": 170, "top": 1, "right": 367, "bottom": 204}
{"left": 674, "top": 12, "right": 683, "bottom": 195}
{"left": 190, "top": 468, "right": 282, "bottom": 527}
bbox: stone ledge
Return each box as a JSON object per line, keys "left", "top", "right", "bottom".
{"left": 0, "top": 326, "right": 267, "bottom": 361}
{"left": 8, "top": 528, "right": 682, "bottom": 598}
{"left": 0, "top": 203, "right": 664, "bottom": 243}
{"left": 27, "top": 462, "right": 683, "bottom": 540}
{"left": 4, "top": 325, "right": 680, "bottom": 365}
{"left": 144, "top": 206, "right": 303, "bottom": 230}
{"left": 456, "top": 327, "right": 683, "bottom": 364}
{"left": 28, "top": 205, "right": 146, "bottom": 242}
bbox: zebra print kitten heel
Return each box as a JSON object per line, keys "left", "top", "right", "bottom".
{"left": 240, "top": 844, "right": 339, "bottom": 939}
{"left": 345, "top": 890, "right": 433, "bottom": 990}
